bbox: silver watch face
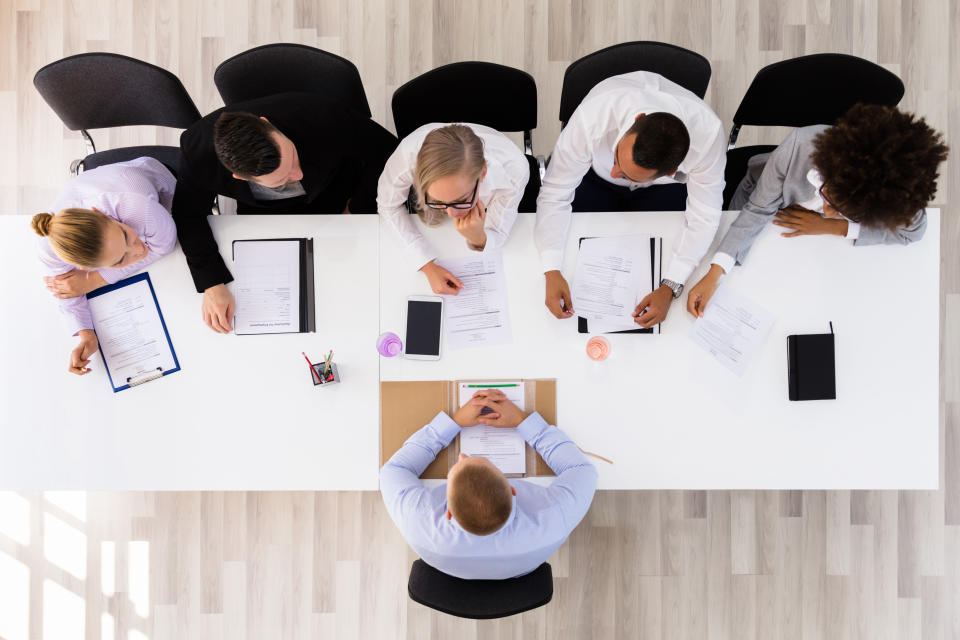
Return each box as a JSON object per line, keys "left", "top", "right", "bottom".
{"left": 662, "top": 279, "right": 683, "bottom": 298}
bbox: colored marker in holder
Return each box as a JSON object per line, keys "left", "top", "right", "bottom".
{"left": 311, "top": 362, "right": 341, "bottom": 387}
{"left": 377, "top": 331, "right": 403, "bottom": 357}
{"left": 586, "top": 336, "right": 611, "bottom": 361}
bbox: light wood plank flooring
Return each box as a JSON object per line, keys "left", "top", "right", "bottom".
{"left": 1, "top": 0, "right": 957, "bottom": 638}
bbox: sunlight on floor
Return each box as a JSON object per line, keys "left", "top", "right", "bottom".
{"left": 43, "top": 579, "right": 84, "bottom": 640}
{"left": 43, "top": 513, "right": 87, "bottom": 580}
{"left": 102, "top": 540, "right": 116, "bottom": 596}
{"left": 101, "top": 612, "right": 114, "bottom": 640}
{"left": 43, "top": 491, "right": 87, "bottom": 522}
{"left": 0, "top": 491, "right": 31, "bottom": 545}
{"left": 129, "top": 541, "right": 150, "bottom": 618}
{"left": 0, "top": 551, "right": 29, "bottom": 640}
{"left": 129, "top": 630, "right": 149, "bottom": 640}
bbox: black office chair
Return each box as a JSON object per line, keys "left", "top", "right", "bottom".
{"left": 214, "top": 43, "right": 371, "bottom": 116}
{"left": 407, "top": 560, "right": 553, "bottom": 619}
{"left": 34, "top": 53, "right": 201, "bottom": 175}
{"left": 558, "top": 41, "right": 712, "bottom": 126}
{"left": 723, "top": 53, "right": 905, "bottom": 207}
{"left": 391, "top": 61, "right": 542, "bottom": 213}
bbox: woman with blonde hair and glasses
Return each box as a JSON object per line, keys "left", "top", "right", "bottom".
{"left": 31, "top": 156, "right": 177, "bottom": 376}
{"left": 378, "top": 123, "right": 530, "bottom": 294}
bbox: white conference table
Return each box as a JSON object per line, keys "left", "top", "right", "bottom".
{"left": 0, "top": 215, "right": 381, "bottom": 490}
{"left": 380, "top": 210, "right": 940, "bottom": 490}
{"left": 0, "top": 210, "right": 939, "bottom": 489}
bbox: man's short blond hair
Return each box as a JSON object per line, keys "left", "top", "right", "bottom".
{"left": 448, "top": 462, "right": 513, "bottom": 536}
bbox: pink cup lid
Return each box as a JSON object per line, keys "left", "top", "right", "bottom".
{"left": 586, "top": 336, "right": 610, "bottom": 360}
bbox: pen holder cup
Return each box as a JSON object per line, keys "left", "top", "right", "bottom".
{"left": 311, "top": 362, "right": 341, "bottom": 387}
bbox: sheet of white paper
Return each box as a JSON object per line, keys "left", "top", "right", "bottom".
{"left": 87, "top": 278, "right": 177, "bottom": 386}
{"left": 458, "top": 381, "right": 526, "bottom": 475}
{"left": 233, "top": 240, "right": 301, "bottom": 335}
{"left": 690, "top": 284, "right": 776, "bottom": 376}
{"left": 436, "top": 253, "right": 511, "bottom": 350}
{"left": 573, "top": 236, "right": 654, "bottom": 331}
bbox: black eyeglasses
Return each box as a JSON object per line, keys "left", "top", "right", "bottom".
{"left": 819, "top": 183, "right": 846, "bottom": 217}
{"left": 425, "top": 179, "right": 479, "bottom": 210}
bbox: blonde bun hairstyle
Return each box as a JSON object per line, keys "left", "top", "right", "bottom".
{"left": 31, "top": 212, "right": 54, "bottom": 236}
{"left": 30, "top": 208, "right": 111, "bottom": 267}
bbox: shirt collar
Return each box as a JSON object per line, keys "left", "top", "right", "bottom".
{"left": 445, "top": 489, "right": 519, "bottom": 536}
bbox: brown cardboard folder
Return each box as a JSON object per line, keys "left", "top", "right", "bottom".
{"left": 380, "top": 379, "right": 557, "bottom": 479}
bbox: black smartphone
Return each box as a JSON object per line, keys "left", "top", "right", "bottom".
{"left": 404, "top": 296, "right": 443, "bottom": 360}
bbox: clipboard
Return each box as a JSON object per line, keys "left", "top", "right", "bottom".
{"left": 380, "top": 379, "right": 558, "bottom": 479}
{"left": 86, "top": 272, "right": 181, "bottom": 392}
{"left": 576, "top": 236, "right": 663, "bottom": 335}
{"left": 231, "top": 238, "right": 316, "bottom": 334}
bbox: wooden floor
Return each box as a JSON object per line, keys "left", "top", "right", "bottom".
{"left": 1, "top": 0, "right": 957, "bottom": 638}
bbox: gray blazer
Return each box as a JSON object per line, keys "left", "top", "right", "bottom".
{"left": 719, "top": 125, "right": 927, "bottom": 266}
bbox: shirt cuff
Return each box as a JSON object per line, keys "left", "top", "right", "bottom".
{"left": 411, "top": 242, "right": 437, "bottom": 271}
{"left": 97, "top": 268, "right": 121, "bottom": 285}
{"left": 540, "top": 250, "right": 563, "bottom": 273}
{"left": 516, "top": 411, "right": 549, "bottom": 442}
{"left": 711, "top": 252, "right": 736, "bottom": 275}
{"left": 844, "top": 221, "right": 861, "bottom": 240}
{"left": 663, "top": 261, "right": 695, "bottom": 286}
{"left": 68, "top": 318, "right": 93, "bottom": 337}
{"left": 430, "top": 411, "right": 463, "bottom": 444}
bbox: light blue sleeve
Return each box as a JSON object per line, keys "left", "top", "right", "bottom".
{"left": 379, "top": 412, "right": 461, "bottom": 526}
{"left": 517, "top": 412, "right": 598, "bottom": 529}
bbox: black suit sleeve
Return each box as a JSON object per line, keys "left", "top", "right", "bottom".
{"left": 171, "top": 151, "right": 234, "bottom": 292}
{"left": 348, "top": 118, "right": 399, "bottom": 214}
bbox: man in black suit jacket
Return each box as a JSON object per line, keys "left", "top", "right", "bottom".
{"left": 171, "top": 91, "right": 398, "bottom": 333}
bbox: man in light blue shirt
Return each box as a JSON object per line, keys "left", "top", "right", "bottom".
{"left": 380, "top": 389, "right": 598, "bottom": 580}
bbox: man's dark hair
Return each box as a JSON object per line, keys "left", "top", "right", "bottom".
{"left": 628, "top": 112, "right": 691, "bottom": 176}
{"left": 811, "top": 103, "right": 948, "bottom": 230}
{"left": 213, "top": 111, "right": 281, "bottom": 177}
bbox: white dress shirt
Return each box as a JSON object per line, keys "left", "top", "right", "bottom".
{"left": 380, "top": 411, "right": 598, "bottom": 580}
{"left": 535, "top": 70, "right": 726, "bottom": 284}
{"left": 712, "top": 168, "right": 861, "bottom": 274}
{"left": 378, "top": 122, "right": 530, "bottom": 270}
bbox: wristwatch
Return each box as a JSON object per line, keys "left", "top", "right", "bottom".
{"left": 660, "top": 278, "right": 684, "bottom": 299}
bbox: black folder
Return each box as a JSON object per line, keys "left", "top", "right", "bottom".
{"left": 787, "top": 332, "right": 836, "bottom": 401}
{"left": 577, "top": 236, "right": 663, "bottom": 335}
{"left": 231, "top": 238, "right": 316, "bottom": 334}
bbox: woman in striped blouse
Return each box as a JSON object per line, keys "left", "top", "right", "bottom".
{"left": 32, "top": 156, "right": 178, "bottom": 376}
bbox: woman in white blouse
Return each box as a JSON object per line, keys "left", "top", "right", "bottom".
{"left": 378, "top": 123, "right": 530, "bottom": 294}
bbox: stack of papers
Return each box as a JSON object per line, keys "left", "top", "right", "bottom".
{"left": 457, "top": 382, "right": 526, "bottom": 474}
{"left": 572, "top": 236, "right": 655, "bottom": 333}
{"left": 690, "top": 284, "right": 775, "bottom": 376}
{"left": 436, "top": 253, "right": 512, "bottom": 350}
{"left": 233, "top": 240, "right": 301, "bottom": 335}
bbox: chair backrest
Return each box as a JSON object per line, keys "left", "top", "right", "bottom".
{"left": 392, "top": 62, "right": 537, "bottom": 140}
{"left": 214, "top": 43, "right": 371, "bottom": 116}
{"left": 558, "top": 41, "right": 711, "bottom": 124}
{"left": 407, "top": 560, "right": 553, "bottom": 619}
{"left": 733, "top": 53, "right": 905, "bottom": 128}
{"left": 33, "top": 53, "right": 201, "bottom": 131}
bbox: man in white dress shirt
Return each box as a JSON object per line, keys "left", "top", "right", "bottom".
{"left": 535, "top": 70, "right": 726, "bottom": 326}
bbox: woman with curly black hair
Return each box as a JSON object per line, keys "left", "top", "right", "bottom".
{"left": 686, "top": 103, "right": 948, "bottom": 317}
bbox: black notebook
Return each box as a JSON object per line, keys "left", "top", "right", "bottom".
{"left": 576, "top": 236, "right": 663, "bottom": 335}
{"left": 231, "top": 238, "right": 316, "bottom": 335}
{"left": 787, "top": 332, "right": 836, "bottom": 401}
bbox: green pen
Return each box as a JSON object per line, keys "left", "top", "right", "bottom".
{"left": 466, "top": 383, "right": 518, "bottom": 388}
